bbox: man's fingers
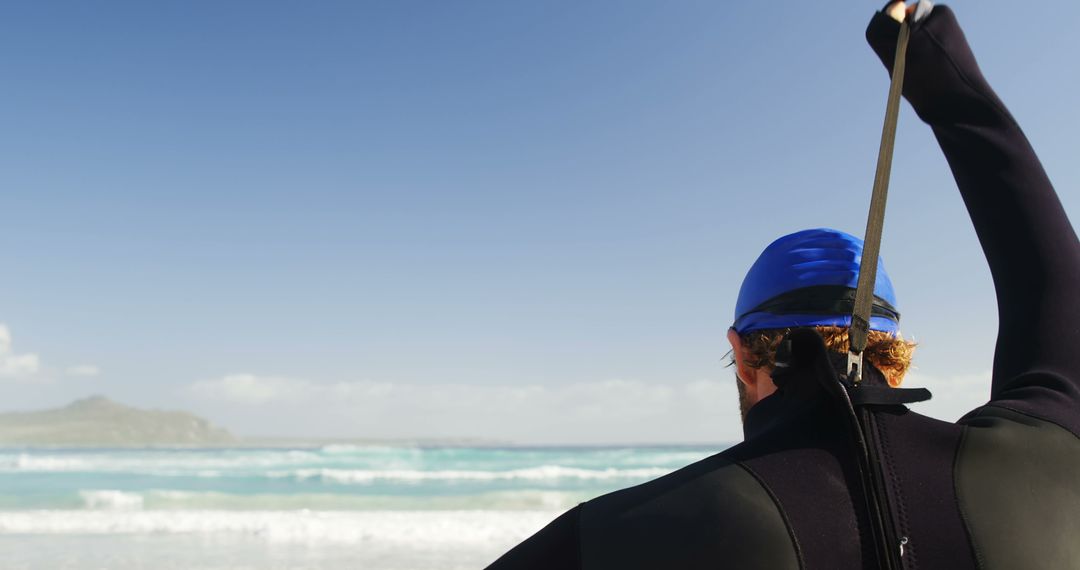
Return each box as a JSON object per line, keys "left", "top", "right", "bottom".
{"left": 886, "top": 1, "right": 907, "bottom": 23}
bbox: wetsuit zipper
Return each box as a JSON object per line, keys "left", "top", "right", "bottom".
{"left": 834, "top": 376, "right": 904, "bottom": 570}
{"left": 859, "top": 406, "right": 905, "bottom": 570}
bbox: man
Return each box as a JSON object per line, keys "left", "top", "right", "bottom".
{"left": 488, "top": 2, "right": 1080, "bottom": 568}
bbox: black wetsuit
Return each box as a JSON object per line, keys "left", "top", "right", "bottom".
{"left": 486, "top": 6, "right": 1080, "bottom": 570}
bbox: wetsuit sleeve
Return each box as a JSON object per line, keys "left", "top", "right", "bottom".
{"left": 484, "top": 505, "right": 581, "bottom": 570}
{"left": 866, "top": 6, "right": 1080, "bottom": 435}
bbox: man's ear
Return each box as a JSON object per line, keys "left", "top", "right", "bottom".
{"left": 727, "top": 328, "right": 757, "bottom": 388}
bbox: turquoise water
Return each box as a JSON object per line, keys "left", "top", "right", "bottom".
{"left": 0, "top": 445, "right": 721, "bottom": 569}
{"left": 0, "top": 445, "right": 718, "bottom": 510}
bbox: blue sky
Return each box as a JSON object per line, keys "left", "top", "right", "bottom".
{"left": 1, "top": 1, "right": 1078, "bottom": 443}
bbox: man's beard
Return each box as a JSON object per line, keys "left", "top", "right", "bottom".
{"left": 736, "top": 372, "right": 752, "bottom": 424}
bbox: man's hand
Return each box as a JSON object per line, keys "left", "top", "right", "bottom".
{"left": 886, "top": 1, "right": 917, "bottom": 23}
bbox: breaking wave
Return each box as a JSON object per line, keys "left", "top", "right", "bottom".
{"left": 79, "top": 490, "right": 145, "bottom": 511}
{"left": 66, "top": 489, "right": 589, "bottom": 511}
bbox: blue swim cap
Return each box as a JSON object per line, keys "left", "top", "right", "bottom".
{"left": 733, "top": 228, "right": 899, "bottom": 334}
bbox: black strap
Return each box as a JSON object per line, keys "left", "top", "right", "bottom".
{"left": 849, "top": 385, "right": 931, "bottom": 407}
{"left": 745, "top": 285, "right": 900, "bottom": 322}
{"left": 849, "top": 17, "right": 911, "bottom": 382}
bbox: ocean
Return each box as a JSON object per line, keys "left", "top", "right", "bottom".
{"left": 0, "top": 445, "right": 720, "bottom": 569}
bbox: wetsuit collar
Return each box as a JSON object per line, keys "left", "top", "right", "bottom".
{"left": 742, "top": 334, "right": 893, "bottom": 441}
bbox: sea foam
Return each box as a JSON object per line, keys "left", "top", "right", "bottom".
{"left": 79, "top": 490, "right": 145, "bottom": 511}
{"left": 0, "top": 510, "right": 559, "bottom": 546}
{"left": 276, "top": 465, "right": 672, "bottom": 484}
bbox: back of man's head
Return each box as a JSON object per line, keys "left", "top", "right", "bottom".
{"left": 732, "top": 228, "right": 914, "bottom": 387}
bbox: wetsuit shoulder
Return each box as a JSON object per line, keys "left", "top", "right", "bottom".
{"left": 578, "top": 449, "right": 798, "bottom": 570}
{"left": 484, "top": 505, "right": 583, "bottom": 570}
{"left": 485, "top": 449, "right": 798, "bottom": 570}
{"left": 953, "top": 405, "right": 1080, "bottom": 567}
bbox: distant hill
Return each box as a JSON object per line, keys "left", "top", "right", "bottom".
{"left": 0, "top": 396, "right": 236, "bottom": 446}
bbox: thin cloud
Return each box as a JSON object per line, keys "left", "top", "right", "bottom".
{"left": 0, "top": 324, "right": 42, "bottom": 380}
{"left": 65, "top": 365, "right": 102, "bottom": 378}
{"left": 189, "top": 374, "right": 309, "bottom": 405}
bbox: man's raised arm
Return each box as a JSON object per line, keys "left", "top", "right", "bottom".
{"left": 867, "top": 4, "right": 1080, "bottom": 433}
